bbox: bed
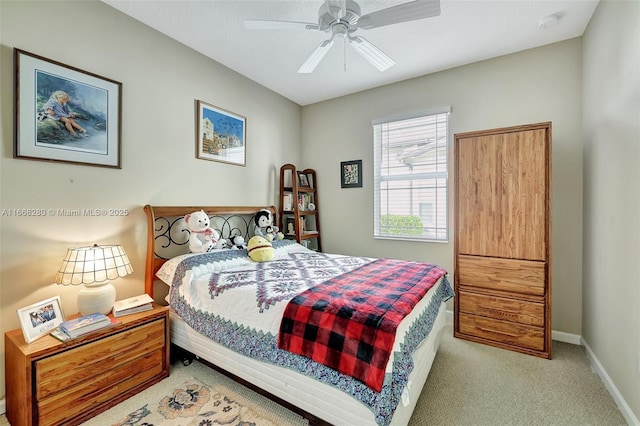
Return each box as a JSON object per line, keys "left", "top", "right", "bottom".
{"left": 143, "top": 205, "right": 453, "bottom": 426}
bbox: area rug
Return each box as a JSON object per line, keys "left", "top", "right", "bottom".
{"left": 83, "top": 361, "right": 308, "bottom": 426}
{"left": 111, "top": 378, "right": 276, "bottom": 426}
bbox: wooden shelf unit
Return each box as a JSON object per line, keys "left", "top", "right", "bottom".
{"left": 279, "top": 164, "right": 322, "bottom": 252}
{"left": 5, "top": 304, "right": 170, "bottom": 426}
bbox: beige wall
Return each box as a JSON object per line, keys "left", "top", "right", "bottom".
{"left": 302, "top": 38, "right": 584, "bottom": 335}
{"left": 583, "top": 0, "right": 640, "bottom": 420}
{"left": 0, "top": 0, "right": 302, "bottom": 398}
{"left": 2, "top": 0, "right": 638, "bottom": 422}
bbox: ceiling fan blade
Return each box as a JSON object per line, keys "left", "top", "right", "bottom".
{"left": 348, "top": 36, "right": 395, "bottom": 71}
{"left": 244, "top": 19, "right": 319, "bottom": 30}
{"left": 356, "top": 0, "right": 441, "bottom": 30}
{"left": 298, "top": 39, "right": 336, "bottom": 73}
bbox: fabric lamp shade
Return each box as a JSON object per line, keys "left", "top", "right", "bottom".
{"left": 55, "top": 244, "right": 133, "bottom": 315}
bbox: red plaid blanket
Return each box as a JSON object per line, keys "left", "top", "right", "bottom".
{"left": 278, "top": 258, "right": 447, "bottom": 392}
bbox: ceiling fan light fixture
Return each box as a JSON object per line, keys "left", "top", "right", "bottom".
{"left": 332, "top": 22, "right": 349, "bottom": 39}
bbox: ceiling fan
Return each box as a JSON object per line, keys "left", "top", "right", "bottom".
{"left": 244, "top": 0, "right": 441, "bottom": 73}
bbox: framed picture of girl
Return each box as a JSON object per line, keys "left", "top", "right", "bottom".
{"left": 14, "top": 49, "right": 122, "bottom": 168}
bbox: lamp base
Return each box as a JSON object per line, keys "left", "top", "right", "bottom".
{"left": 77, "top": 282, "right": 116, "bottom": 315}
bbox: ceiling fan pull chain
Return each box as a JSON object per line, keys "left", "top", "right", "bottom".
{"left": 344, "top": 37, "right": 347, "bottom": 72}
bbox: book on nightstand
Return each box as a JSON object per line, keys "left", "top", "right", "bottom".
{"left": 59, "top": 313, "right": 112, "bottom": 338}
{"left": 112, "top": 294, "right": 154, "bottom": 317}
{"left": 50, "top": 327, "right": 71, "bottom": 342}
{"left": 52, "top": 316, "right": 120, "bottom": 341}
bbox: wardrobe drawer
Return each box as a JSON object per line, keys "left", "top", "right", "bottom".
{"left": 459, "top": 291, "right": 544, "bottom": 327}
{"left": 458, "top": 313, "right": 545, "bottom": 351}
{"left": 457, "top": 255, "right": 545, "bottom": 296}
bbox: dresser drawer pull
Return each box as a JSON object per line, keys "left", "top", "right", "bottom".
{"left": 477, "top": 327, "right": 519, "bottom": 338}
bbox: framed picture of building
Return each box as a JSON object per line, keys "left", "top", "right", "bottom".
{"left": 196, "top": 100, "right": 246, "bottom": 166}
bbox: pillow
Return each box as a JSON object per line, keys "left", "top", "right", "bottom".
{"left": 155, "top": 240, "right": 307, "bottom": 286}
{"left": 155, "top": 249, "right": 250, "bottom": 286}
{"left": 155, "top": 253, "right": 202, "bottom": 285}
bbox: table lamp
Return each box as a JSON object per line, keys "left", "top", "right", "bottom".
{"left": 55, "top": 244, "right": 133, "bottom": 315}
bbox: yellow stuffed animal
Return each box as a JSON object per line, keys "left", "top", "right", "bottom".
{"left": 247, "top": 236, "right": 274, "bottom": 262}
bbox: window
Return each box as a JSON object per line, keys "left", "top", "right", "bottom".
{"left": 373, "top": 107, "right": 450, "bottom": 242}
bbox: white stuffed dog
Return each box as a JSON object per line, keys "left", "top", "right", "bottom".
{"left": 185, "top": 210, "right": 226, "bottom": 253}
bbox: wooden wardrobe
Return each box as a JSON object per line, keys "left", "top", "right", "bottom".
{"left": 453, "top": 122, "right": 552, "bottom": 358}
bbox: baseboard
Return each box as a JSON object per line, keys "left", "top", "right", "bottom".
{"left": 552, "top": 330, "right": 582, "bottom": 345}
{"left": 582, "top": 338, "right": 639, "bottom": 425}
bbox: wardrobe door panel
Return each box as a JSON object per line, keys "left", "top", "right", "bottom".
{"left": 456, "top": 128, "right": 547, "bottom": 261}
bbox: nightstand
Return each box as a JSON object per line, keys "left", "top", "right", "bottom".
{"left": 5, "top": 304, "right": 169, "bottom": 426}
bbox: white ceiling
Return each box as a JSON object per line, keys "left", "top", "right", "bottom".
{"left": 102, "top": 0, "right": 599, "bottom": 106}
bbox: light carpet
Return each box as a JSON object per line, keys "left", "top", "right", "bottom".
{"left": 409, "top": 325, "right": 627, "bottom": 425}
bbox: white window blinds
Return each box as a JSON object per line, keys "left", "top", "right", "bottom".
{"left": 373, "top": 107, "right": 450, "bottom": 242}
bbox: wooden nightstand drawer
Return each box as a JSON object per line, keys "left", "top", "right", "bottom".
{"left": 36, "top": 319, "right": 165, "bottom": 400}
{"left": 458, "top": 313, "right": 545, "bottom": 351}
{"left": 458, "top": 291, "right": 544, "bottom": 327}
{"left": 5, "top": 304, "right": 169, "bottom": 426}
{"left": 37, "top": 351, "right": 164, "bottom": 426}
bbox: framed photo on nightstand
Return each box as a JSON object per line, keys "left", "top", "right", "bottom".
{"left": 17, "top": 296, "right": 65, "bottom": 343}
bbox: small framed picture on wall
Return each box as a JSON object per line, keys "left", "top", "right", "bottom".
{"left": 340, "top": 160, "right": 362, "bottom": 188}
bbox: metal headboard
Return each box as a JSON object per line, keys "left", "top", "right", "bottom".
{"left": 143, "top": 205, "right": 277, "bottom": 297}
